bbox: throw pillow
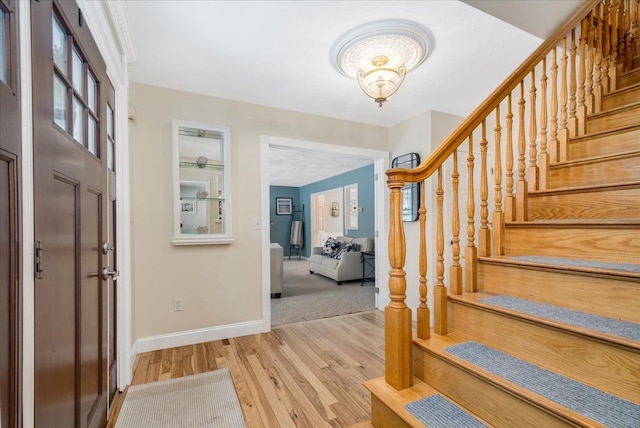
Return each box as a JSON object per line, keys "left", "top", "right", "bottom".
{"left": 336, "top": 242, "right": 360, "bottom": 260}
{"left": 321, "top": 237, "right": 341, "bottom": 258}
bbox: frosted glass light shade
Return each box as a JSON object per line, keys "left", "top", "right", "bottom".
{"left": 331, "top": 20, "right": 432, "bottom": 106}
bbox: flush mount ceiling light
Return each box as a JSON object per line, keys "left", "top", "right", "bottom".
{"left": 331, "top": 20, "right": 433, "bottom": 107}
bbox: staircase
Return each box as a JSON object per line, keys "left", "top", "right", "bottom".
{"left": 367, "top": 1, "right": 640, "bottom": 427}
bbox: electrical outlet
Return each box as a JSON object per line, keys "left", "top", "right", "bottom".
{"left": 174, "top": 298, "right": 182, "bottom": 312}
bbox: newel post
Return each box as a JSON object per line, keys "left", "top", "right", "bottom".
{"left": 385, "top": 175, "right": 413, "bottom": 390}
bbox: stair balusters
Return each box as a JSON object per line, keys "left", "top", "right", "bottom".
{"left": 578, "top": 20, "right": 588, "bottom": 135}
{"left": 550, "top": 47, "right": 560, "bottom": 163}
{"left": 465, "top": 135, "right": 478, "bottom": 292}
{"left": 539, "top": 57, "right": 551, "bottom": 190}
{"left": 434, "top": 167, "right": 447, "bottom": 335}
{"left": 450, "top": 150, "right": 463, "bottom": 295}
{"left": 517, "top": 82, "right": 529, "bottom": 220}
{"left": 587, "top": 10, "right": 596, "bottom": 114}
{"left": 569, "top": 28, "right": 579, "bottom": 136}
{"left": 595, "top": 2, "right": 605, "bottom": 112}
{"left": 610, "top": 1, "right": 619, "bottom": 90}
{"left": 479, "top": 121, "right": 491, "bottom": 256}
{"left": 505, "top": 95, "right": 516, "bottom": 220}
{"left": 560, "top": 36, "right": 570, "bottom": 161}
{"left": 417, "top": 179, "right": 430, "bottom": 339}
{"left": 493, "top": 107, "right": 505, "bottom": 255}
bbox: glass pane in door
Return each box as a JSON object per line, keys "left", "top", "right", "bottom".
{"left": 88, "top": 116, "right": 97, "bottom": 155}
{"left": 0, "top": 10, "right": 6, "bottom": 84}
{"left": 52, "top": 14, "right": 67, "bottom": 75}
{"left": 87, "top": 73, "right": 97, "bottom": 112}
{"left": 53, "top": 74, "right": 68, "bottom": 130}
{"left": 72, "top": 96, "right": 84, "bottom": 144}
{"left": 72, "top": 47, "right": 84, "bottom": 94}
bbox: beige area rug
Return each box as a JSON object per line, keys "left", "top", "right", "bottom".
{"left": 271, "top": 259, "right": 376, "bottom": 326}
{"left": 115, "top": 368, "right": 246, "bottom": 428}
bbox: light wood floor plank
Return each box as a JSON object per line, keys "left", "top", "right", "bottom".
{"left": 225, "top": 343, "right": 266, "bottom": 428}
{"left": 247, "top": 353, "right": 299, "bottom": 428}
{"left": 124, "top": 310, "right": 384, "bottom": 427}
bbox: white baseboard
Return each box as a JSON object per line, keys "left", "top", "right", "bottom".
{"left": 133, "top": 319, "right": 269, "bottom": 355}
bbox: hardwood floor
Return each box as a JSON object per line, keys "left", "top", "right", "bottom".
{"left": 109, "top": 311, "right": 384, "bottom": 427}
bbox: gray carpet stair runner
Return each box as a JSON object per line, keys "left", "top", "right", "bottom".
{"left": 479, "top": 295, "right": 640, "bottom": 341}
{"left": 445, "top": 342, "right": 640, "bottom": 428}
{"left": 507, "top": 255, "right": 640, "bottom": 274}
{"left": 405, "top": 394, "right": 488, "bottom": 428}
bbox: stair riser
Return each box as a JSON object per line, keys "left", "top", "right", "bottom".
{"left": 568, "top": 127, "right": 640, "bottom": 159}
{"left": 370, "top": 396, "right": 411, "bottom": 428}
{"left": 618, "top": 69, "right": 640, "bottom": 87}
{"left": 529, "top": 187, "right": 640, "bottom": 219}
{"left": 602, "top": 85, "right": 640, "bottom": 110}
{"left": 550, "top": 154, "right": 640, "bottom": 187}
{"left": 448, "top": 301, "right": 640, "bottom": 403}
{"left": 587, "top": 105, "right": 640, "bottom": 134}
{"left": 414, "top": 350, "right": 576, "bottom": 428}
{"left": 478, "top": 262, "right": 640, "bottom": 323}
{"left": 504, "top": 226, "right": 640, "bottom": 264}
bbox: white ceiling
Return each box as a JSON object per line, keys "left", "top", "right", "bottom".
{"left": 269, "top": 147, "right": 374, "bottom": 188}
{"left": 125, "top": 0, "right": 581, "bottom": 186}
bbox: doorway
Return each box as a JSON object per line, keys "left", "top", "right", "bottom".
{"left": 260, "top": 135, "right": 389, "bottom": 328}
{"left": 311, "top": 187, "right": 344, "bottom": 248}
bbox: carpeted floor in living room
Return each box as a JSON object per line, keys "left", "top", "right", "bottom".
{"left": 271, "top": 259, "right": 376, "bottom": 326}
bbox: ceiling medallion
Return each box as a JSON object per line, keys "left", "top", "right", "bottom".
{"left": 331, "top": 20, "right": 433, "bottom": 107}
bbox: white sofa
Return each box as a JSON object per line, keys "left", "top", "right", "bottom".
{"left": 308, "top": 236, "right": 374, "bottom": 284}
{"left": 270, "top": 243, "right": 283, "bottom": 298}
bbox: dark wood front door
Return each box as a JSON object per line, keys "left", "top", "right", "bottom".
{"left": 0, "top": 1, "right": 21, "bottom": 427}
{"left": 31, "top": 1, "right": 111, "bottom": 426}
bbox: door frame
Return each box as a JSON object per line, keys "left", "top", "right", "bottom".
{"left": 260, "top": 135, "right": 389, "bottom": 328}
{"left": 19, "top": 2, "right": 133, "bottom": 424}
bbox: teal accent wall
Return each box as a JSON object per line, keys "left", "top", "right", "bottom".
{"left": 269, "top": 164, "right": 375, "bottom": 257}
{"left": 299, "top": 164, "right": 375, "bottom": 257}
{"left": 269, "top": 186, "right": 302, "bottom": 256}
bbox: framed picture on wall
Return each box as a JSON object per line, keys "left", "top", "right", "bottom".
{"left": 180, "top": 201, "right": 197, "bottom": 215}
{"left": 276, "top": 197, "right": 293, "bottom": 215}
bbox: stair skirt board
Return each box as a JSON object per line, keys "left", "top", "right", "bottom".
{"left": 479, "top": 295, "right": 640, "bottom": 341}
{"left": 405, "top": 394, "right": 488, "bottom": 428}
{"left": 506, "top": 255, "right": 640, "bottom": 274}
{"left": 446, "top": 342, "right": 640, "bottom": 428}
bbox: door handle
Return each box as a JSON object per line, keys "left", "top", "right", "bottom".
{"left": 102, "top": 267, "right": 120, "bottom": 281}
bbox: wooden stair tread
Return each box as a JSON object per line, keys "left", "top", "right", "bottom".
{"left": 479, "top": 255, "right": 640, "bottom": 281}
{"left": 413, "top": 332, "right": 608, "bottom": 428}
{"left": 588, "top": 100, "right": 640, "bottom": 119}
{"left": 365, "top": 377, "right": 446, "bottom": 427}
{"left": 507, "top": 218, "right": 640, "bottom": 227}
{"left": 447, "top": 292, "right": 640, "bottom": 351}
{"left": 606, "top": 80, "right": 640, "bottom": 95}
{"left": 569, "top": 123, "right": 640, "bottom": 143}
{"left": 530, "top": 180, "right": 640, "bottom": 196}
{"left": 551, "top": 148, "right": 640, "bottom": 169}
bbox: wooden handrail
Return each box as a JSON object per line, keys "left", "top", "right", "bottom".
{"left": 386, "top": 0, "right": 600, "bottom": 186}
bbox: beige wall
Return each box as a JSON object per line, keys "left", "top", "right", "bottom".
{"left": 129, "top": 82, "right": 388, "bottom": 342}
